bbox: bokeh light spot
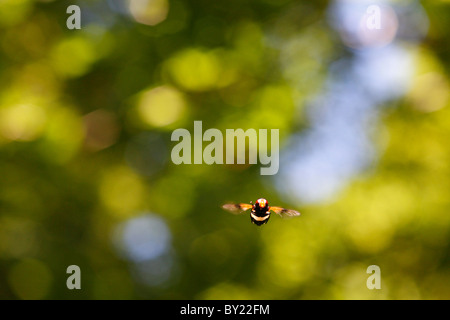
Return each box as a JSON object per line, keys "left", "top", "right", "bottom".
{"left": 112, "top": 213, "right": 176, "bottom": 287}
{"left": 165, "top": 49, "right": 222, "bottom": 91}
{"left": 0, "top": 104, "right": 46, "bottom": 141}
{"left": 8, "top": 259, "right": 52, "bottom": 300}
{"left": 136, "top": 86, "right": 186, "bottom": 128}
{"left": 0, "top": 0, "right": 32, "bottom": 27}
{"left": 38, "top": 106, "right": 84, "bottom": 163}
{"left": 99, "top": 166, "right": 146, "bottom": 218}
{"left": 0, "top": 217, "right": 38, "bottom": 259}
{"left": 115, "top": 214, "right": 171, "bottom": 262}
{"left": 127, "top": 0, "right": 169, "bottom": 26}
{"left": 83, "top": 109, "right": 120, "bottom": 151}
{"left": 51, "top": 36, "right": 97, "bottom": 78}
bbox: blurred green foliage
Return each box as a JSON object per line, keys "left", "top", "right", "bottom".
{"left": 0, "top": 0, "right": 449, "bottom": 299}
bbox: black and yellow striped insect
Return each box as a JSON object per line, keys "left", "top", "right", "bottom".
{"left": 222, "top": 198, "right": 300, "bottom": 226}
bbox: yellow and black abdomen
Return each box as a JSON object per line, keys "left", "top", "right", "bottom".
{"left": 250, "top": 206, "right": 270, "bottom": 226}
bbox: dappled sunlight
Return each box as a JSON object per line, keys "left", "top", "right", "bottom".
{"left": 407, "top": 48, "right": 450, "bottom": 113}
{"left": 0, "top": 103, "right": 47, "bottom": 141}
{"left": 83, "top": 109, "right": 120, "bottom": 151}
{"left": 99, "top": 166, "right": 147, "bottom": 219}
{"left": 164, "top": 48, "right": 232, "bottom": 92}
{"left": 136, "top": 85, "right": 187, "bottom": 128}
{"left": 127, "top": 0, "right": 169, "bottom": 26}
{"left": 37, "top": 106, "right": 84, "bottom": 163}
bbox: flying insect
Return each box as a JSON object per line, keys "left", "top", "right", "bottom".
{"left": 222, "top": 198, "right": 300, "bottom": 226}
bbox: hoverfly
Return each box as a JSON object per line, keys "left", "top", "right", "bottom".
{"left": 222, "top": 198, "right": 300, "bottom": 226}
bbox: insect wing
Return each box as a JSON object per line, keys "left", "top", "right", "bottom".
{"left": 270, "top": 206, "right": 301, "bottom": 218}
{"left": 222, "top": 203, "right": 252, "bottom": 214}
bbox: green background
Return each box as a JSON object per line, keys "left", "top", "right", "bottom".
{"left": 0, "top": 0, "right": 449, "bottom": 299}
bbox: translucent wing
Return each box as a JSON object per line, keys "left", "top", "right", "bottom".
{"left": 269, "top": 206, "right": 301, "bottom": 218}
{"left": 222, "top": 203, "right": 252, "bottom": 215}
